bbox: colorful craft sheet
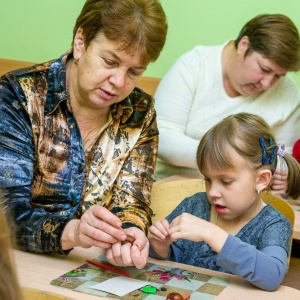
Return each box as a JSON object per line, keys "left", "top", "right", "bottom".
{"left": 51, "top": 255, "right": 231, "bottom": 299}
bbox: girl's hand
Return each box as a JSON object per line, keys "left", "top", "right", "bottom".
{"left": 169, "top": 213, "right": 209, "bottom": 242}
{"left": 148, "top": 218, "right": 173, "bottom": 258}
{"left": 169, "top": 213, "right": 228, "bottom": 253}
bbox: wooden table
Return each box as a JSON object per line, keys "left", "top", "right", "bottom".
{"left": 14, "top": 247, "right": 300, "bottom": 300}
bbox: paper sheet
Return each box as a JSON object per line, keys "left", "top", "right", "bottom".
{"left": 90, "top": 276, "right": 149, "bottom": 297}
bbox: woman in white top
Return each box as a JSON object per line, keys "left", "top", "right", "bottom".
{"left": 155, "top": 14, "right": 300, "bottom": 192}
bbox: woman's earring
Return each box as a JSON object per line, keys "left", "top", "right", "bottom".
{"left": 74, "top": 58, "right": 79, "bottom": 65}
{"left": 256, "top": 188, "right": 261, "bottom": 195}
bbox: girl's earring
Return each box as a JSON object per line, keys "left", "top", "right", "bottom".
{"left": 74, "top": 58, "right": 79, "bottom": 65}
{"left": 256, "top": 188, "right": 261, "bottom": 195}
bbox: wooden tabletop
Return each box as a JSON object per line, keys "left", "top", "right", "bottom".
{"left": 14, "top": 247, "right": 300, "bottom": 300}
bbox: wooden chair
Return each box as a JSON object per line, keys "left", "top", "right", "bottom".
{"left": 150, "top": 179, "right": 295, "bottom": 271}
{"left": 0, "top": 58, "right": 35, "bottom": 76}
{"left": 151, "top": 179, "right": 205, "bottom": 221}
{"left": 137, "top": 76, "right": 160, "bottom": 96}
{"left": 261, "top": 191, "right": 295, "bottom": 226}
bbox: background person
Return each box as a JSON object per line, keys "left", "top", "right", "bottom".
{"left": 155, "top": 14, "right": 300, "bottom": 192}
{"left": 148, "top": 113, "right": 300, "bottom": 291}
{"left": 0, "top": 0, "right": 167, "bottom": 269}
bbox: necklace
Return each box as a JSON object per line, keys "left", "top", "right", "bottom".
{"left": 82, "top": 116, "right": 110, "bottom": 153}
{"left": 215, "top": 213, "right": 219, "bottom": 225}
{"left": 83, "top": 129, "right": 101, "bottom": 152}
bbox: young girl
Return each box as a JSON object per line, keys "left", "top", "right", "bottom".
{"left": 148, "top": 113, "right": 300, "bottom": 291}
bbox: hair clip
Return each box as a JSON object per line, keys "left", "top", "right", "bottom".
{"left": 259, "top": 137, "right": 269, "bottom": 164}
{"left": 277, "top": 143, "right": 286, "bottom": 158}
{"left": 269, "top": 137, "right": 275, "bottom": 164}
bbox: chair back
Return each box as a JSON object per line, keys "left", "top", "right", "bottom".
{"left": 151, "top": 179, "right": 205, "bottom": 222}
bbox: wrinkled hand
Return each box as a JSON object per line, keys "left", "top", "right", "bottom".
{"left": 71, "top": 205, "right": 126, "bottom": 249}
{"left": 271, "top": 169, "right": 288, "bottom": 191}
{"left": 105, "top": 227, "right": 149, "bottom": 269}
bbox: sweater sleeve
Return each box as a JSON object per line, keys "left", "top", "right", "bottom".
{"left": 217, "top": 234, "right": 287, "bottom": 291}
{"left": 154, "top": 50, "right": 202, "bottom": 169}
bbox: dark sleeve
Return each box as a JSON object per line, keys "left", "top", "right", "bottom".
{"left": 0, "top": 75, "right": 70, "bottom": 254}
{"left": 107, "top": 91, "right": 158, "bottom": 234}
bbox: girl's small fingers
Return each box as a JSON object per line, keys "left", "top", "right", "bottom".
{"left": 149, "top": 227, "right": 167, "bottom": 240}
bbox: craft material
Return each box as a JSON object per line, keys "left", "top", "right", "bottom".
{"left": 122, "top": 233, "right": 136, "bottom": 245}
{"left": 86, "top": 259, "right": 131, "bottom": 277}
{"left": 142, "top": 285, "right": 157, "bottom": 294}
{"left": 51, "top": 255, "right": 231, "bottom": 299}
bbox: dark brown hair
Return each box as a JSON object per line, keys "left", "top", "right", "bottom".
{"left": 234, "top": 14, "right": 300, "bottom": 71}
{"left": 72, "top": 0, "right": 168, "bottom": 65}
{"left": 196, "top": 113, "right": 300, "bottom": 199}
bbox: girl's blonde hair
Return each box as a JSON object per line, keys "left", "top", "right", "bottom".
{"left": 0, "top": 195, "right": 23, "bottom": 300}
{"left": 196, "top": 113, "right": 300, "bottom": 199}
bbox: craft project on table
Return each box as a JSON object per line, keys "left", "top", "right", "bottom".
{"left": 50, "top": 255, "right": 230, "bottom": 299}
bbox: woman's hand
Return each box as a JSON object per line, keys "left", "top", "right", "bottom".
{"left": 62, "top": 205, "right": 126, "bottom": 250}
{"left": 105, "top": 227, "right": 149, "bottom": 269}
{"left": 271, "top": 169, "right": 288, "bottom": 191}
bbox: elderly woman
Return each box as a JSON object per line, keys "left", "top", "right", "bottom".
{"left": 0, "top": 0, "right": 167, "bottom": 269}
